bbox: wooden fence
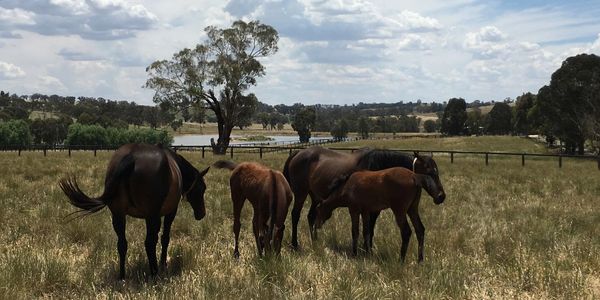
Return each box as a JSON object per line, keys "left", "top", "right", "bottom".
{"left": 1, "top": 142, "right": 599, "bottom": 170}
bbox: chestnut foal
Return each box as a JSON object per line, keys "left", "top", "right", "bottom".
{"left": 316, "top": 166, "right": 445, "bottom": 261}
{"left": 214, "top": 160, "right": 292, "bottom": 257}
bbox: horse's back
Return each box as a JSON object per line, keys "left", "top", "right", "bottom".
{"left": 344, "top": 168, "right": 417, "bottom": 211}
{"left": 106, "top": 144, "right": 181, "bottom": 218}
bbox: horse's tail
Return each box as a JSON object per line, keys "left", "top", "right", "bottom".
{"left": 59, "top": 153, "right": 135, "bottom": 218}
{"left": 213, "top": 160, "right": 238, "bottom": 171}
{"left": 283, "top": 150, "right": 299, "bottom": 183}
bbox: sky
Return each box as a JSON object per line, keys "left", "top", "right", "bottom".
{"left": 0, "top": 0, "right": 599, "bottom": 106}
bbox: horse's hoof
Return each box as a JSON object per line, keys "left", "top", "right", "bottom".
{"left": 233, "top": 251, "right": 240, "bottom": 259}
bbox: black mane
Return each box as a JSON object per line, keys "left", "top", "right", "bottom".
{"left": 356, "top": 149, "right": 414, "bottom": 171}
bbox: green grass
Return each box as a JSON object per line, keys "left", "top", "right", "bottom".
{"left": 339, "top": 135, "right": 550, "bottom": 154}
{"left": 1, "top": 136, "right": 598, "bottom": 299}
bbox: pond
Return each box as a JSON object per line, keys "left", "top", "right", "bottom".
{"left": 172, "top": 134, "right": 331, "bottom": 146}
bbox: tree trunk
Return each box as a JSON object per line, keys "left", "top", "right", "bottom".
{"left": 211, "top": 120, "right": 233, "bottom": 155}
{"left": 578, "top": 140, "right": 585, "bottom": 155}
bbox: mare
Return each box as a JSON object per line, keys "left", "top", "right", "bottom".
{"left": 59, "top": 143, "right": 210, "bottom": 279}
{"left": 213, "top": 160, "right": 293, "bottom": 257}
{"left": 316, "top": 166, "right": 445, "bottom": 260}
{"left": 283, "top": 146, "right": 446, "bottom": 249}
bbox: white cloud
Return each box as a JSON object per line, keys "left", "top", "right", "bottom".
{"left": 0, "top": 61, "right": 26, "bottom": 79}
{"left": 0, "top": 7, "right": 35, "bottom": 25}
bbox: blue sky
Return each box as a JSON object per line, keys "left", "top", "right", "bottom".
{"left": 0, "top": 0, "right": 599, "bottom": 105}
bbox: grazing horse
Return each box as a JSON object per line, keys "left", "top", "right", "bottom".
{"left": 283, "top": 146, "right": 446, "bottom": 249}
{"left": 315, "top": 167, "right": 445, "bottom": 260}
{"left": 59, "top": 143, "right": 209, "bottom": 279}
{"left": 213, "top": 160, "right": 292, "bottom": 257}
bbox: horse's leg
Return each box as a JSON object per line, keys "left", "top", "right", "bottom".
{"left": 307, "top": 192, "right": 320, "bottom": 241}
{"left": 350, "top": 208, "right": 360, "bottom": 256}
{"left": 111, "top": 213, "right": 127, "bottom": 280}
{"left": 367, "top": 211, "right": 380, "bottom": 252}
{"left": 232, "top": 195, "right": 245, "bottom": 258}
{"left": 393, "top": 210, "right": 411, "bottom": 262}
{"left": 408, "top": 198, "right": 425, "bottom": 262}
{"left": 361, "top": 212, "right": 372, "bottom": 254}
{"left": 159, "top": 209, "right": 177, "bottom": 268}
{"left": 144, "top": 216, "right": 161, "bottom": 276}
{"left": 252, "top": 209, "right": 264, "bottom": 257}
{"left": 290, "top": 190, "right": 308, "bottom": 249}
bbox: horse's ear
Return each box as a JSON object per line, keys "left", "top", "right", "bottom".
{"left": 199, "top": 166, "right": 210, "bottom": 177}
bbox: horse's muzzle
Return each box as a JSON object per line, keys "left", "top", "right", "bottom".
{"left": 434, "top": 192, "right": 446, "bottom": 205}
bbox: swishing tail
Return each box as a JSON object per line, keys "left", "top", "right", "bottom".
{"left": 59, "top": 153, "right": 135, "bottom": 219}
{"left": 269, "top": 170, "right": 279, "bottom": 232}
{"left": 282, "top": 150, "right": 299, "bottom": 183}
{"left": 213, "top": 160, "right": 238, "bottom": 171}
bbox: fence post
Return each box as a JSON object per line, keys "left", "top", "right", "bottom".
{"left": 598, "top": 155, "right": 600, "bottom": 170}
{"left": 230, "top": 147, "right": 234, "bottom": 159}
{"left": 450, "top": 151, "right": 454, "bottom": 164}
{"left": 18, "top": 148, "right": 21, "bottom": 156}
{"left": 259, "top": 147, "right": 263, "bottom": 159}
{"left": 289, "top": 149, "right": 292, "bottom": 156}
{"left": 485, "top": 152, "right": 488, "bottom": 166}
{"left": 202, "top": 146, "right": 205, "bottom": 159}
{"left": 43, "top": 146, "right": 47, "bottom": 157}
{"left": 558, "top": 154, "right": 562, "bottom": 168}
{"left": 521, "top": 154, "right": 525, "bottom": 166}
{"left": 68, "top": 147, "right": 71, "bottom": 157}
{"left": 94, "top": 148, "right": 97, "bottom": 157}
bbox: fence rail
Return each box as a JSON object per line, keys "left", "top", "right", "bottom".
{"left": 1, "top": 141, "right": 599, "bottom": 169}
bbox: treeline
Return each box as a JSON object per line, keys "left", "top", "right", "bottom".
{"left": 0, "top": 92, "right": 174, "bottom": 129}
{"left": 439, "top": 54, "right": 600, "bottom": 154}
{"left": 0, "top": 91, "right": 172, "bottom": 147}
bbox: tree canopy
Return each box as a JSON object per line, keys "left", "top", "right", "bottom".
{"left": 145, "top": 20, "right": 279, "bottom": 154}
{"left": 292, "top": 106, "right": 316, "bottom": 143}
{"left": 440, "top": 98, "right": 467, "bottom": 135}
{"left": 532, "top": 53, "right": 600, "bottom": 154}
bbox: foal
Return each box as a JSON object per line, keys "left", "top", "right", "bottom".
{"left": 214, "top": 160, "right": 292, "bottom": 257}
{"left": 316, "top": 167, "right": 445, "bottom": 261}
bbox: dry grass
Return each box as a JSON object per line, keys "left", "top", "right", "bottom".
{"left": 0, "top": 137, "right": 598, "bottom": 299}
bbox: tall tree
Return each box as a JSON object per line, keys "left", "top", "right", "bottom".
{"left": 486, "top": 102, "right": 513, "bottom": 135}
{"left": 292, "top": 106, "right": 316, "bottom": 143}
{"left": 513, "top": 92, "right": 536, "bottom": 135}
{"left": 533, "top": 53, "right": 600, "bottom": 154}
{"left": 145, "top": 20, "right": 279, "bottom": 154}
{"left": 440, "top": 98, "right": 467, "bottom": 135}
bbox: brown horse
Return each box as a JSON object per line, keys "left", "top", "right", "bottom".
{"left": 316, "top": 166, "right": 445, "bottom": 260}
{"left": 59, "top": 143, "right": 209, "bottom": 279}
{"left": 213, "top": 160, "right": 292, "bottom": 257}
{"left": 283, "top": 146, "right": 446, "bottom": 249}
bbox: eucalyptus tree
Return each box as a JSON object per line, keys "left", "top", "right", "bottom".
{"left": 146, "top": 20, "right": 278, "bottom": 154}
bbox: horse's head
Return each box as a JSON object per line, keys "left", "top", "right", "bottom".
{"left": 185, "top": 166, "right": 210, "bottom": 220}
{"left": 413, "top": 152, "right": 446, "bottom": 204}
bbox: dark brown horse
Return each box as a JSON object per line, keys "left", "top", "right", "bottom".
{"left": 316, "top": 166, "right": 445, "bottom": 260}
{"left": 283, "top": 146, "right": 446, "bottom": 249}
{"left": 214, "top": 160, "right": 292, "bottom": 257}
{"left": 59, "top": 143, "right": 209, "bottom": 279}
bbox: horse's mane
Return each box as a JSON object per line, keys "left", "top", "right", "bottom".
{"left": 356, "top": 149, "right": 414, "bottom": 171}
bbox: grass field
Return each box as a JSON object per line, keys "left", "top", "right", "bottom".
{"left": 1, "top": 137, "right": 598, "bottom": 299}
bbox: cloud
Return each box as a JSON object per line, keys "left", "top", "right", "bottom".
{"left": 0, "top": 0, "right": 158, "bottom": 40}
{"left": 0, "top": 61, "right": 26, "bottom": 79}
{"left": 0, "top": 7, "right": 36, "bottom": 25}
{"left": 58, "top": 48, "right": 104, "bottom": 61}
{"left": 463, "top": 26, "right": 512, "bottom": 59}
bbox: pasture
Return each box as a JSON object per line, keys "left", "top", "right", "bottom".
{"left": 0, "top": 137, "right": 598, "bottom": 299}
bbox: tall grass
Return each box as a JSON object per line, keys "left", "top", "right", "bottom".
{"left": 0, "top": 137, "right": 598, "bottom": 299}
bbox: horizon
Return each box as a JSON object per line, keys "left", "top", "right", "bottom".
{"left": 1, "top": 1, "right": 599, "bottom": 106}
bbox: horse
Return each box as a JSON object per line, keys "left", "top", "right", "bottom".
{"left": 59, "top": 143, "right": 210, "bottom": 279}
{"left": 315, "top": 166, "right": 445, "bottom": 260}
{"left": 283, "top": 146, "right": 446, "bottom": 249}
{"left": 213, "top": 160, "right": 292, "bottom": 257}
